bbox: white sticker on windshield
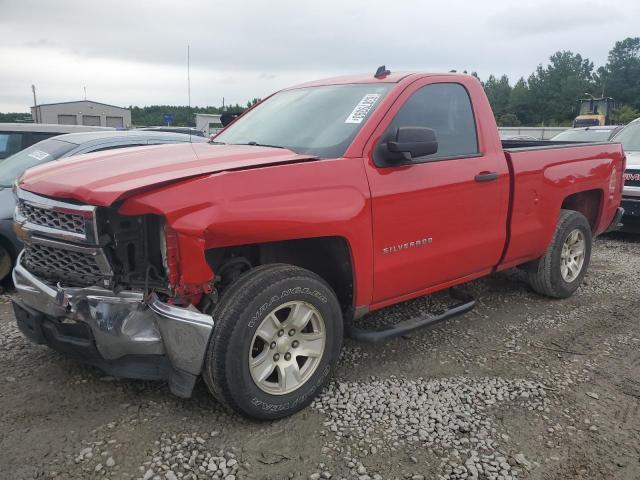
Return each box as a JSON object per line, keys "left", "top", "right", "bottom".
{"left": 27, "top": 150, "right": 50, "bottom": 161}
{"left": 345, "top": 93, "right": 381, "bottom": 124}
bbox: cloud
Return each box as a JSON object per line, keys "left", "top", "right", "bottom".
{"left": 1, "top": 0, "right": 639, "bottom": 111}
{"left": 489, "top": 1, "right": 622, "bottom": 35}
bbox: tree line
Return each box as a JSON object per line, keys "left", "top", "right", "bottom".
{"left": 477, "top": 37, "right": 640, "bottom": 126}
{"left": 2, "top": 38, "right": 639, "bottom": 127}
{"left": 128, "top": 98, "right": 261, "bottom": 127}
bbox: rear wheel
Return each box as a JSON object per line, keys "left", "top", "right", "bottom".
{"left": 527, "top": 209, "right": 592, "bottom": 298}
{"left": 202, "top": 264, "right": 343, "bottom": 419}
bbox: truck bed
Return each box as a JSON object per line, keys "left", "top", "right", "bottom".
{"left": 501, "top": 139, "right": 613, "bottom": 150}
{"left": 499, "top": 141, "right": 625, "bottom": 271}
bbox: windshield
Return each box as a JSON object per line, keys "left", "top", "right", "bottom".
{"left": 214, "top": 83, "right": 393, "bottom": 158}
{"left": 552, "top": 129, "right": 614, "bottom": 142}
{"left": 612, "top": 122, "right": 640, "bottom": 151}
{"left": 0, "top": 138, "right": 76, "bottom": 187}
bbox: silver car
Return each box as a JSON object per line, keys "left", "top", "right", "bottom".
{"left": 0, "top": 130, "right": 208, "bottom": 284}
{"left": 0, "top": 123, "right": 115, "bottom": 160}
{"left": 611, "top": 118, "right": 640, "bottom": 230}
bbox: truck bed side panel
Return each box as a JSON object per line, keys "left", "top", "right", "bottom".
{"left": 500, "top": 144, "right": 624, "bottom": 269}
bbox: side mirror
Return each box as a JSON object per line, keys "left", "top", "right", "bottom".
{"left": 385, "top": 127, "right": 438, "bottom": 162}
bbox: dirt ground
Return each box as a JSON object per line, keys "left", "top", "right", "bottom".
{"left": 1, "top": 233, "right": 639, "bottom": 480}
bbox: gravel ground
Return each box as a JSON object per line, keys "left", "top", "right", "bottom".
{"left": 1, "top": 233, "right": 639, "bottom": 480}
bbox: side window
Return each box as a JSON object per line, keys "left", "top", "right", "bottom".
{"left": 382, "top": 83, "right": 478, "bottom": 162}
{"left": 30, "top": 132, "right": 58, "bottom": 146}
{"left": 0, "top": 133, "right": 24, "bottom": 159}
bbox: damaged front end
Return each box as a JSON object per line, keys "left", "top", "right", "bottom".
{"left": 12, "top": 187, "right": 214, "bottom": 397}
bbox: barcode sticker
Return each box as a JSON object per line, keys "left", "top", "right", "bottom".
{"left": 27, "top": 150, "right": 50, "bottom": 161}
{"left": 345, "top": 94, "right": 381, "bottom": 124}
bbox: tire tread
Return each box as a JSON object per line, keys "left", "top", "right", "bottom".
{"left": 528, "top": 209, "right": 591, "bottom": 298}
{"left": 202, "top": 263, "right": 341, "bottom": 419}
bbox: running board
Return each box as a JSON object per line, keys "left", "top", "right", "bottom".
{"left": 346, "top": 288, "right": 476, "bottom": 343}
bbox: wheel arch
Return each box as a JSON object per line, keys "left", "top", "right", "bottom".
{"left": 560, "top": 189, "right": 603, "bottom": 232}
{"left": 205, "top": 236, "right": 355, "bottom": 318}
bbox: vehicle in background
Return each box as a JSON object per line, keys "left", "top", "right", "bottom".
{"left": 501, "top": 135, "right": 539, "bottom": 141}
{"left": 220, "top": 112, "right": 242, "bottom": 127}
{"left": 611, "top": 118, "right": 640, "bottom": 230}
{"left": 0, "top": 123, "right": 114, "bottom": 160}
{"left": 551, "top": 125, "right": 623, "bottom": 143}
{"left": 138, "top": 126, "right": 206, "bottom": 137}
{"left": 12, "top": 70, "right": 624, "bottom": 419}
{"left": 573, "top": 96, "right": 615, "bottom": 127}
{"left": 0, "top": 130, "right": 208, "bottom": 283}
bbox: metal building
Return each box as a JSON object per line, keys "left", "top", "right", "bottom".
{"left": 30, "top": 101, "right": 132, "bottom": 129}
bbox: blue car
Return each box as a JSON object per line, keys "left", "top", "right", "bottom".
{"left": 0, "top": 130, "right": 208, "bottom": 284}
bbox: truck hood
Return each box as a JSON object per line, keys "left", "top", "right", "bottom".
{"left": 18, "top": 143, "right": 317, "bottom": 206}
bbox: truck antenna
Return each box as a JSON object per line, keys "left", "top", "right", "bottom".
{"left": 187, "top": 44, "right": 192, "bottom": 143}
{"left": 374, "top": 65, "right": 390, "bottom": 78}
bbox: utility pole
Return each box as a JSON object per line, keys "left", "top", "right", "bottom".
{"left": 83, "top": 86, "right": 87, "bottom": 100}
{"left": 222, "top": 97, "right": 225, "bottom": 111}
{"left": 31, "top": 84, "right": 38, "bottom": 123}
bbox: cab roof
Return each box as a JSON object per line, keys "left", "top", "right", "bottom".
{"left": 286, "top": 72, "right": 469, "bottom": 90}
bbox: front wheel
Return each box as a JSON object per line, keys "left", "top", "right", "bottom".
{"left": 527, "top": 209, "right": 592, "bottom": 298}
{"left": 202, "top": 264, "right": 343, "bottom": 419}
{"left": 0, "top": 243, "right": 12, "bottom": 285}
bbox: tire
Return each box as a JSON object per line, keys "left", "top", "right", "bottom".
{"left": 527, "top": 209, "right": 592, "bottom": 299}
{"left": 0, "top": 243, "right": 12, "bottom": 285}
{"left": 202, "top": 264, "right": 343, "bottom": 419}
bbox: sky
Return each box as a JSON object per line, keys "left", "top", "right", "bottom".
{"left": 1, "top": 0, "right": 638, "bottom": 112}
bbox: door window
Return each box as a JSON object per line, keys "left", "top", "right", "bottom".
{"left": 378, "top": 83, "right": 478, "bottom": 164}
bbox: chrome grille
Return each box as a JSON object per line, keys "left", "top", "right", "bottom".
{"left": 18, "top": 201, "right": 86, "bottom": 235}
{"left": 23, "top": 243, "right": 106, "bottom": 287}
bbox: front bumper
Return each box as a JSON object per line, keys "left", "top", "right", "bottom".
{"left": 12, "top": 252, "right": 214, "bottom": 397}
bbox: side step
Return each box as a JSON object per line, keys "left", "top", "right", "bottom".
{"left": 346, "top": 288, "right": 476, "bottom": 343}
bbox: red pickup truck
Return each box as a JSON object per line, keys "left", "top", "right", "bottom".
{"left": 12, "top": 70, "right": 624, "bottom": 419}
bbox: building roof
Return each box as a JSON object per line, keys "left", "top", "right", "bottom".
{"left": 32, "top": 100, "right": 130, "bottom": 110}
{"left": 194, "top": 113, "right": 222, "bottom": 117}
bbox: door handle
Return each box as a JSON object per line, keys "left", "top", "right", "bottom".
{"left": 475, "top": 172, "right": 498, "bottom": 182}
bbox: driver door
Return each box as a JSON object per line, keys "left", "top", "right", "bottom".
{"left": 364, "top": 80, "right": 510, "bottom": 305}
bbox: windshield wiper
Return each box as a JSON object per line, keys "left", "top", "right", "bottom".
{"left": 233, "top": 142, "right": 285, "bottom": 149}
{"left": 209, "top": 141, "right": 226, "bottom": 145}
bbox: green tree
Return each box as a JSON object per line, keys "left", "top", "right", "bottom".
{"left": 497, "top": 113, "right": 521, "bottom": 127}
{"left": 613, "top": 104, "right": 640, "bottom": 124}
{"left": 508, "top": 78, "right": 533, "bottom": 125}
{"left": 527, "top": 51, "right": 596, "bottom": 124}
{"left": 597, "top": 37, "right": 640, "bottom": 110}
{"left": 482, "top": 75, "right": 512, "bottom": 119}
{"left": 0, "top": 112, "right": 32, "bottom": 123}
